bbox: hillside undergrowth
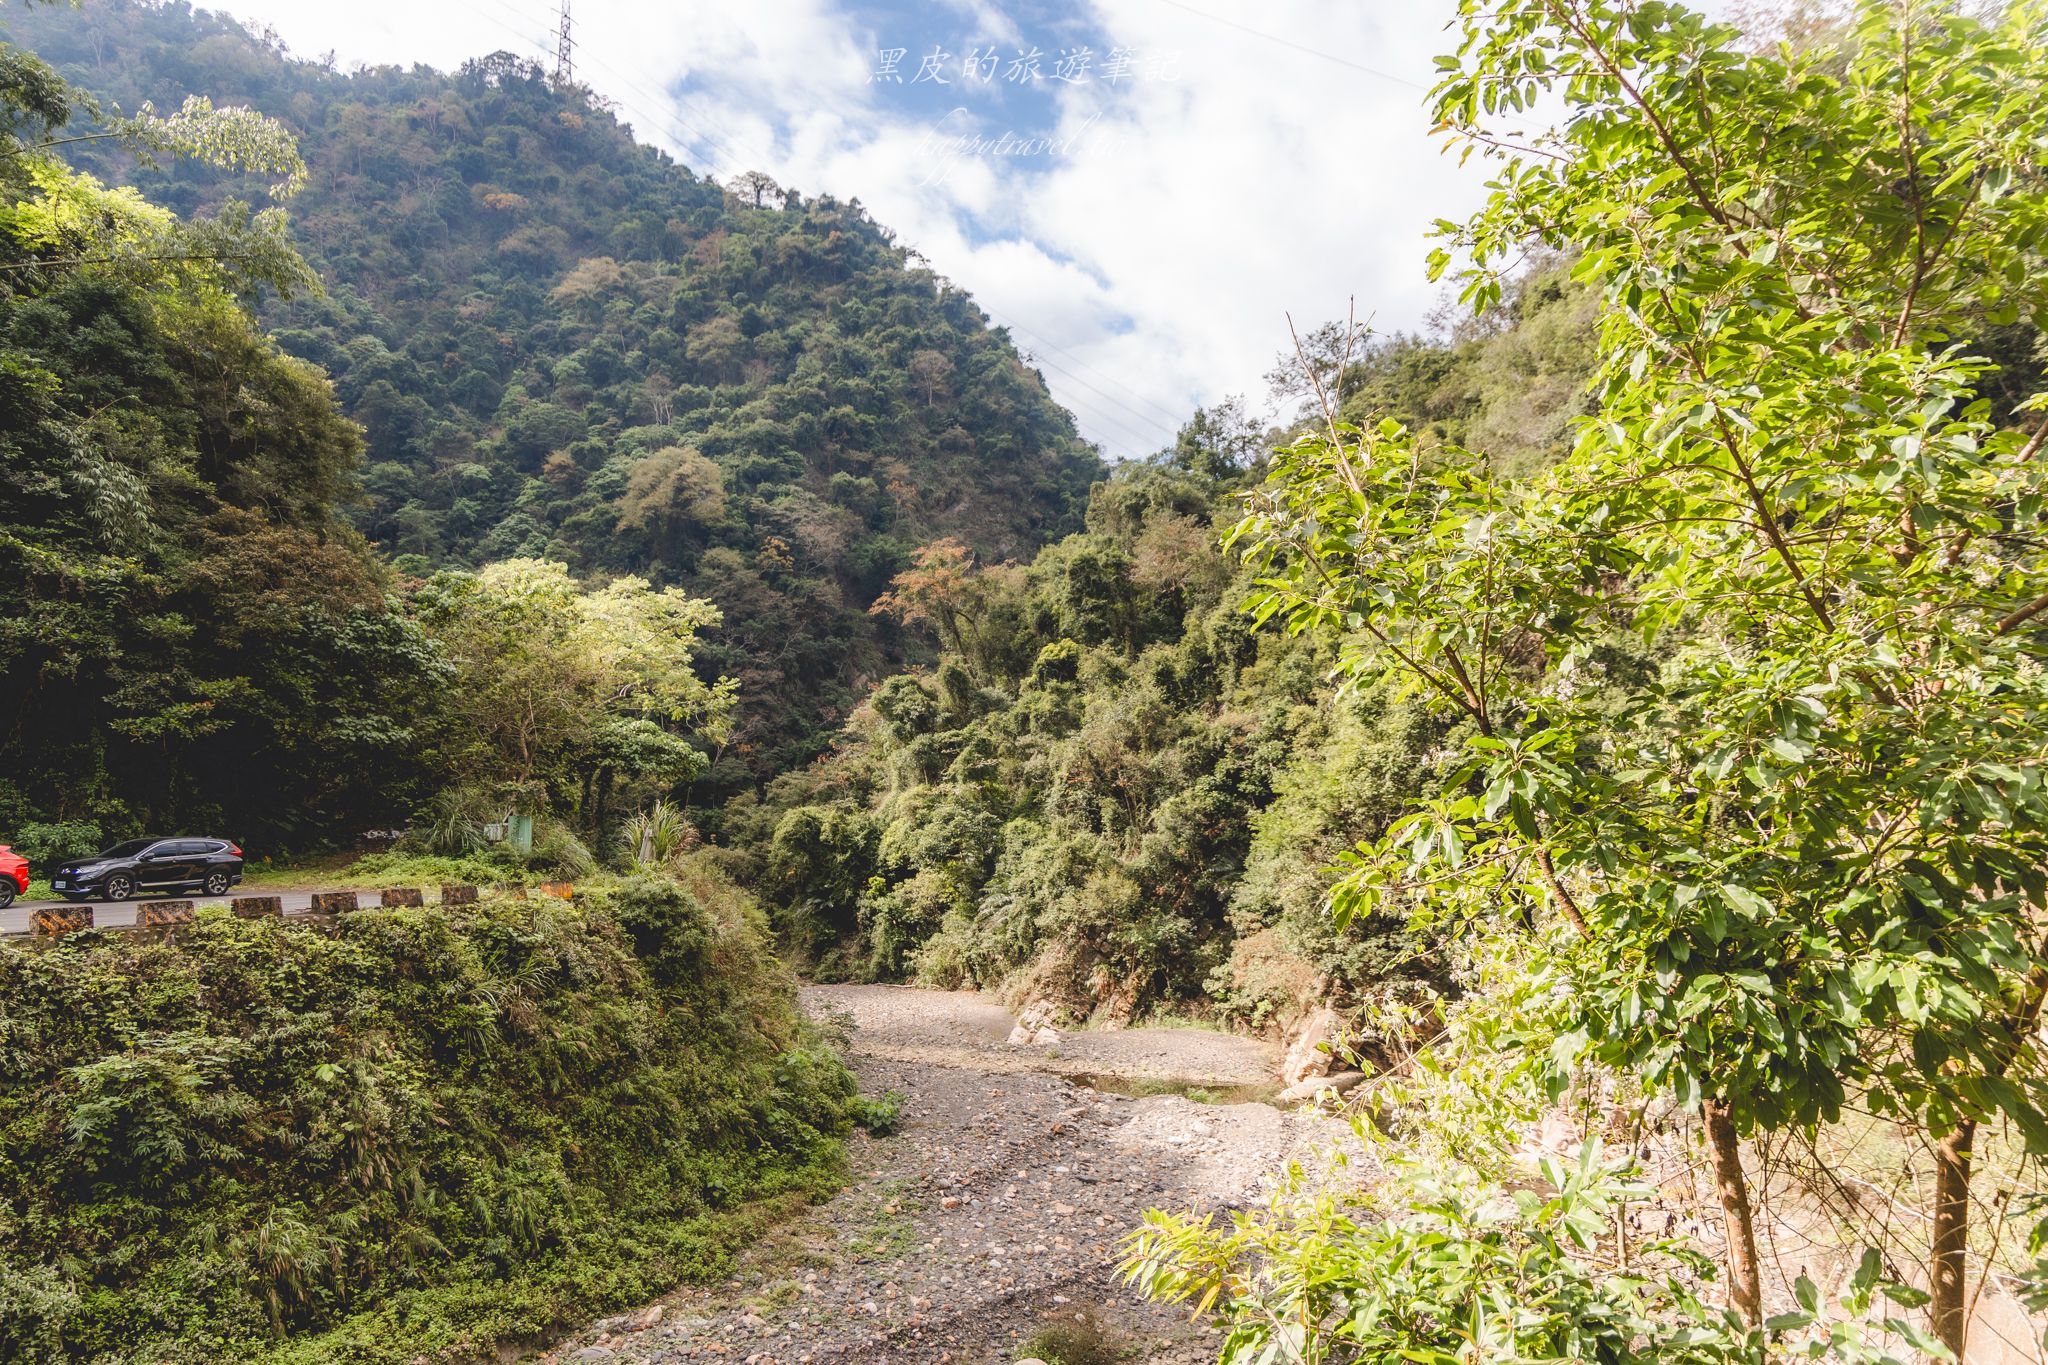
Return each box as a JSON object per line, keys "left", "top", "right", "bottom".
{"left": 0, "top": 872, "right": 860, "bottom": 1364}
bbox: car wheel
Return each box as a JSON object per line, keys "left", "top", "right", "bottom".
{"left": 103, "top": 874, "right": 133, "bottom": 902}
{"left": 204, "top": 871, "right": 231, "bottom": 896}
{"left": 0, "top": 882, "right": 13, "bottom": 910}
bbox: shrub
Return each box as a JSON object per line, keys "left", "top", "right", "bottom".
{"left": 1019, "top": 1308, "right": 1118, "bottom": 1365}
{"left": 5, "top": 820, "right": 104, "bottom": 868}
{"left": 0, "top": 874, "right": 857, "bottom": 1362}
{"left": 849, "top": 1089, "right": 904, "bottom": 1137}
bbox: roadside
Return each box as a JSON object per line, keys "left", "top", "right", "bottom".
{"left": 537, "top": 984, "right": 1367, "bottom": 1365}
{"left": 0, "top": 888, "right": 331, "bottom": 937}
{"left": 0, "top": 855, "right": 530, "bottom": 936}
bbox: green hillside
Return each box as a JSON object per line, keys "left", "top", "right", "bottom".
{"left": 4, "top": 0, "right": 1102, "bottom": 785}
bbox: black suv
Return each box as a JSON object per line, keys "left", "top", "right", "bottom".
{"left": 50, "top": 838, "right": 245, "bottom": 902}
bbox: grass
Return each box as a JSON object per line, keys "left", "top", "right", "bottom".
{"left": 236, "top": 852, "right": 359, "bottom": 888}
{"left": 1021, "top": 1308, "right": 1123, "bottom": 1365}
{"left": 238, "top": 850, "right": 527, "bottom": 890}
{"left": 845, "top": 1177, "right": 923, "bottom": 1262}
{"left": 0, "top": 875, "right": 862, "bottom": 1364}
{"left": 743, "top": 1278, "right": 804, "bottom": 1315}
{"left": 1073, "top": 1073, "right": 1281, "bottom": 1106}
{"left": 1139, "top": 1011, "right": 1229, "bottom": 1034}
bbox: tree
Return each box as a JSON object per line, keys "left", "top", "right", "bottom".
{"left": 1163, "top": 0, "right": 2048, "bottom": 1354}
{"left": 1170, "top": 397, "right": 1265, "bottom": 480}
{"left": 725, "top": 169, "right": 784, "bottom": 209}
{"left": 907, "top": 348, "right": 954, "bottom": 406}
{"left": 408, "top": 560, "right": 732, "bottom": 812}
{"left": 615, "top": 444, "right": 727, "bottom": 549}
{"left": 0, "top": 36, "right": 439, "bottom": 850}
{"left": 869, "top": 538, "right": 996, "bottom": 668}
{"left": 0, "top": 41, "right": 310, "bottom": 299}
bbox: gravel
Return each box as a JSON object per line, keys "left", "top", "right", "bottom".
{"left": 537, "top": 985, "right": 1365, "bottom": 1365}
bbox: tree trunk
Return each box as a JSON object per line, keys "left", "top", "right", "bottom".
{"left": 1703, "top": 1097, "right": 1763, "bottom": 1326}
{"left": 1932, "top": 1120, "right": 1976, "bottom": 1361}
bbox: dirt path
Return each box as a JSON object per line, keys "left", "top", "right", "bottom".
{"left": 542, "top": 985, "right": 1363, "bottom": 1365}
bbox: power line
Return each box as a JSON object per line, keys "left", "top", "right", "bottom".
{"left": 447, "top": 0, "right": 555, "bottom": 69}
{"left": 1145, "top": 0, "right": 1429, "bottom": 90}
{"left": 978, "top": 304, "right": 1190, "bottom": 428}
{"left": 1007, "top": 342, "right": 1180, "bottom": 453}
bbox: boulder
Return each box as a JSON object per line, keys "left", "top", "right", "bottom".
{"left": 1281, "top": 1006, "right": 1345, "bottom": 1085}
{"left": 1277, "top": 1069, "right": 1369, "bottom": 1105}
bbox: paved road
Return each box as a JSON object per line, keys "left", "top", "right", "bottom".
{"left": 1, "top": 889, "right": 326, "bottom": 938}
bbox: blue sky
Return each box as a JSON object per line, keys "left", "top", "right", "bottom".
{"left": 215, "top": 0, "right": 1484, "bottom": 456}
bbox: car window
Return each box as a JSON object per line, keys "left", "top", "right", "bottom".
{"left": 100, "top": 840, "right": 154, "bottom": 858}
{"left": 163, "top": 841, "right": 207, "bottom": 856}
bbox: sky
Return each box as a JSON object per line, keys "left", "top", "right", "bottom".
{"left": 212, "top": 0, "right": 1488, "bottom": 457}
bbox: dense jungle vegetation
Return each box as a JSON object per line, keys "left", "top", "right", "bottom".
{"left": 0, "top": 0, "right": 1101, "bottom": 854}
{"left": 727, "top": 267, "right": 1604, "bottom": 1032}
{"left": 0, "top": 876, "right": 862, "bottom": 1363}
{"left": 8, "top": 0, "right": 2048, "bottom": 1363}
{"left": 0, "top": 14, "right": 864, "bottom": 1363}
{"left": 1123, "top": 2, "right": 2048, "bottom": 1361}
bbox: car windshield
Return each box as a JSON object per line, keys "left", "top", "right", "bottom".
{"left": 97, "top": 840, "right": 155, "bottom": 858}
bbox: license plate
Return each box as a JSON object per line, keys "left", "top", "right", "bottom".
{"left": 51, "top": 880, "right": 67, "bottom": 889}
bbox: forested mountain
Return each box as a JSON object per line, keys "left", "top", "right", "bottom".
{"left": 3, "top": 0, "right": 1102, "bottom": 784}
{"left": 730, "top": 270, "right": 1606, "bottom": 1029}
{"left": 0, "top": 31, "right": 872, "bottom": 1365}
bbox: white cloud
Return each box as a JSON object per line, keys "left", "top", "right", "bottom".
{"left": 214, "top": 0, "right": 1491, "bottom": 456}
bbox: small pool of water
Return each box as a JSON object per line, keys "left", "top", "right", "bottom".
{"left": 1073, "top": 1072, "right": 1281, "bottom": 1107}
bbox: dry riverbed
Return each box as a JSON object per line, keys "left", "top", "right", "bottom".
{"left": 540, "top": 985, "right": 1366, "bottom": 1365}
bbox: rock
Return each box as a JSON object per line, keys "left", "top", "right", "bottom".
{"left": 571, "top": 1349, "right": 617, "bottom": 1363}
{"left": 1030, "top": 1026, "right": 1060, "bottom": 1045}
{"left": 635, "top": 1305, "right": 664, "bottom": 1329}
{"left": 1276, "top": 1070, "right": 1370, "bottom": 1105}
{"left": 1017, "top": 1358, "right": 1052, "bottom": 1365}
{"left": 1006, "top": 1024, "right": 1035, "bottom": 1046}
{"left": 1281, "top": 1006, "right": 1346, "bottom": 1085}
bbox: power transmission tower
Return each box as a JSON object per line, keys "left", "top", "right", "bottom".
{"left": 552, "top": 0, "right": 574, "bottom": 85}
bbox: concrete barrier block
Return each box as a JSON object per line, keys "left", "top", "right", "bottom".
{"left": 537, "top": 881, "right": 574, "bottom": 900}
{"left": 138, "top": 900, "right": 194, "bottom": 927}
{"left": 31, "top": 905, "right": 92, "bottom": 937}
{"left": 440, "top": 884, "right": 479, "bottom": 906}
{"left": 231, "top": 895, "right": 283, "bottom": 919}
{"left": 310, "top": 891, "right": 358, "bottom": 915}
{"left": 379, "top": 887, "right": 424, "bottom": 908}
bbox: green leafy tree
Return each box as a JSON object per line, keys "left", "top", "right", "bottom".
{"left": 0, "top": 34, "right": 437, "bottom": 849}
{"left": 409, "top": 559, "right": 733, "bottom": 821}
{"left": 1218, "top": 0, "right": 2048, "bottom": 1351}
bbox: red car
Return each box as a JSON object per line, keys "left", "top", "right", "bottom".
{"left": 0, "top": 845, "right": 26, "bottom": 910}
